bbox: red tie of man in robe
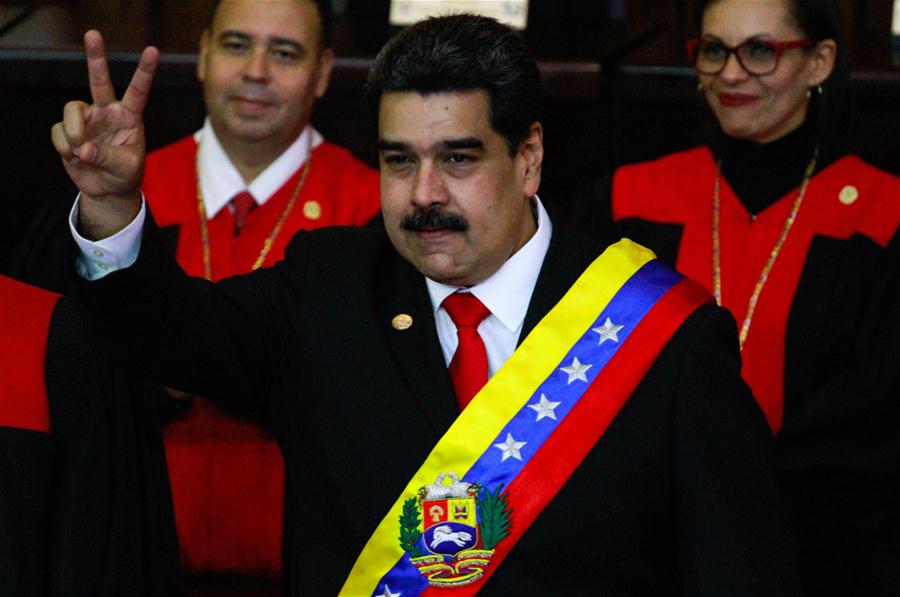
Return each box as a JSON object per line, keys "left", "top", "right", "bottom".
{"left": 442, "top": 292, "right": 492, "bottom": 410}
{"left": 231, "top": 191, "right": 256, "bottom": 232}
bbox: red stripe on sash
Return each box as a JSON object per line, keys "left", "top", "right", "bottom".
{"left": 422, "top": 278, "right": 711, "bottom": 595}
{"left": 0, "top": 276, "right": 57, "bottom": 433}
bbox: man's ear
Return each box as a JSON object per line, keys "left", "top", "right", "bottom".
{"left": 314, "top": 48, "right": 335, "bottom": 99}
{"left": 197, "top": 29, "right": 210, "bottom": 82}
{"left": 520, "top": 122, "right": 543, "bottom": 197}
{"left": 807, "top": 38, "right": 837, "bottom": 87}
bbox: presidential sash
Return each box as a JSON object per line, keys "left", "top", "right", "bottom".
{"left": 341, "top": 239, "right": 711, "bottom": 596}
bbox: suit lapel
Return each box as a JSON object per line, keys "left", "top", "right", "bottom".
{"left": 522, "top": 216, "right": 605, "bottom": 342}
{"left": 375, "top": 250, "right": 459, "bottom": 437}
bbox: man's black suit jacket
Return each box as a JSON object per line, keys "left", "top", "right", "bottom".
{"left": 79, "top": 211, "right": 794, "bottom": 596}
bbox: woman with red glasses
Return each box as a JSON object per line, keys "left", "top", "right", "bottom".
{"left": 575, "top": 0, "right": 899, "bottom": 593}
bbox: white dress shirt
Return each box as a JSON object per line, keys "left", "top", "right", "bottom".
{"left": 427, "top": 197, "right": 552, "bottom": 378}
{"left": 196, "top": 119, "right": 322, "bottom": 218}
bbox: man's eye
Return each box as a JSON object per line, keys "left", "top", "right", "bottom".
{"left": 221, "top": 39, "right": 249, "bottom": 53}
{"left": 446, "top": 154, "right": 474, "bottom": 165}
{"left": 270, "top": 48, "right": 300, "bottom": 63}
{"left": 384, "top": 155, "right": 411, "bottom": 165}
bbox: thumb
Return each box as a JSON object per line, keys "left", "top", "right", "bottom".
{"left": 83, "top": 141, "right": 143, "bottom": 189}
{"left": 78, "top": 141, "right": 109, "bottom": 169}
{"left": 84, "top": 140, "right": 130, "bottom": 173}
{"left": 77, "top": 140, "right": 99, "bottom": 164}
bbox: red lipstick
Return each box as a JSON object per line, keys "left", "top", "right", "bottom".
{"left": 718, "top": 93, "right": 758, "bottom": 107}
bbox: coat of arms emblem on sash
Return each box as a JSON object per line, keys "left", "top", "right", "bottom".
{"left": 398, "top": 472, "right": 511, "bottom": 587}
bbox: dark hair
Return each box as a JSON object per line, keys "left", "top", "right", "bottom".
{"left": 210, "top": 0, "right": 334, "bottom": 49}
{"left": 364, "top": 14, "right": 542, "bottom": 156}
{"left": 691, "top": 0, "right": 853, "bottom": 155}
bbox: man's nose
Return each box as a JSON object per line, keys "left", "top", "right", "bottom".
{"left": 243, "top": 48, "right": 271, "bottom": 82}
{"left": 411, "top": 162, "right": 449, "bottom": 208}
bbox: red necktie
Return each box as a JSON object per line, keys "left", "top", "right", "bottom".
{"left": 442, "top": 292, "right": 491, "bottom": 410}
{"left": 231, "top": 191, "right": 256, "bottom": 233}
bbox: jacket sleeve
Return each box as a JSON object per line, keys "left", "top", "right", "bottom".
{"left": 670, "top": 304, "right": 798, "bottom": 596}
{"left": 75, "top": 207, "right": 308, "bottom": 431}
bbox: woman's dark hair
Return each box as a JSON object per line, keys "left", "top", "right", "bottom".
{"left": 691, "top": 0, "right": 853, "bottom": 155}
{"left": 209, "top": 0, "right": 334, "bottom": 49}
{"left": 364, "top": 14, "right": 542, "bottom": 156}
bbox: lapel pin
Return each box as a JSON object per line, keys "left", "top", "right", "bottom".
{"left": 838, "top": 185, "right": 859, "bottom": 205}
{"left": 392, "top": 314, "right": 413, "bottom": 330}
{"left": 303, "top": 199, "right": 322, "bottom": 220}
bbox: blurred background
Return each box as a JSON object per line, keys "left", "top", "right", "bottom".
{"left": 1, "top": 0, "right": 897, "bottom": 266}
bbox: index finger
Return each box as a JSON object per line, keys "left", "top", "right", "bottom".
{"left": 121, "top": 45, "right": 160, "bottom": 116}
{"left": 84, "top": 30, "right": 116, "bottom": 107}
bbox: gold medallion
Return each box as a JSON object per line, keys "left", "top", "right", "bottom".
{"left": 838, "top": 185, "right": 859, "bottom": 206}
{"left": 392, "top": 314, "right": 413, "bottom": 330}
{"left": 303, "top": 199, "right": 322, "bottom": 220}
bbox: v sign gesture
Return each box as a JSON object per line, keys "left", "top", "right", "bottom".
{"left": 51, "top": 30, "right": 160, "bottom": 240}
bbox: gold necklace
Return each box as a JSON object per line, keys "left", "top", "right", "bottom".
{"left": 712, "top": 144, "right": 819, "bottom": 350}
{"left": 195, "top": 146, "right": 312, "bottom": 280}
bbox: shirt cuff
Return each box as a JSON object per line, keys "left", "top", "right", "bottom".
{"left": 70, "top": 194, "right": 146, "bottom": 280}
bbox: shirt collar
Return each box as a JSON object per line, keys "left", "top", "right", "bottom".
{"left": 195, "top": 118, "right": 323, "bottom": 218}
{"left": 426, "top": 196, "right": 553, "bottom": 334}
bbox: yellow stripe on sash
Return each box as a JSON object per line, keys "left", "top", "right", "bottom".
{"left": 340, "top": 239, "right": 655, "bottom": 596}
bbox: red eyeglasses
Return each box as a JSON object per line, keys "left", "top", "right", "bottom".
{"left": 686, "top": 38, "right": 816, "bottom": 75}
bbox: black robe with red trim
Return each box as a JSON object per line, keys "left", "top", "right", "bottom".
{"left": 573, "top": 145, "right": 900, "bottom": 595}
{"left": 0, "top": 274, "right": 183, "bottom": 596}
{"left": 6, "top": 137, "right": 382, "bottom": 580}
{"left": 1, "top": 275, "right": 56, "bottom": 596}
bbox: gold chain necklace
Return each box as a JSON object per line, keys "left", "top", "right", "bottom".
{"left": 712, "top": 144, "right": 819, "bottom": 350}
{"left": 195, "top": 145, "right": 312, "bottom": 280}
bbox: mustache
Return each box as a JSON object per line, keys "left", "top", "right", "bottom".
{"left": 400, "top": 208, "right": 468, "bottom": 232}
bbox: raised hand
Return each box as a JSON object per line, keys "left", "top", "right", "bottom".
{"left": 51, "top": 30, "right": 159, "bottom": 238}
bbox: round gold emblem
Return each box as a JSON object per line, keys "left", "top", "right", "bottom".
{"left": 838, "top": 185, "right": 858, "bottom": 206}
{"left": 392, "top": 314, "right": 413, "bottom": 330}
{"left": 303, "top": 200, "right": 322, "bottom": 220}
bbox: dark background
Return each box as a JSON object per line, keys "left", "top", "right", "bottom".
{"left": 1, "top": 0, "right": 897, "bottom": 268}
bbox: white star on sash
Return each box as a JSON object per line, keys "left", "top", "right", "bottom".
{"left": 528, "top": 393, "right": 562, "bottom": 421}
{"left": 560, "top": 356, "right": 592, "bottom": 384}
{"left": 380, "top": 585, "right": 400, "bottom": 597}
{"left": 494, "top": 432, "right": 527, "bottom": 462}
{"left": 592, "top": 317, "right": 624, "bottom": 345}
